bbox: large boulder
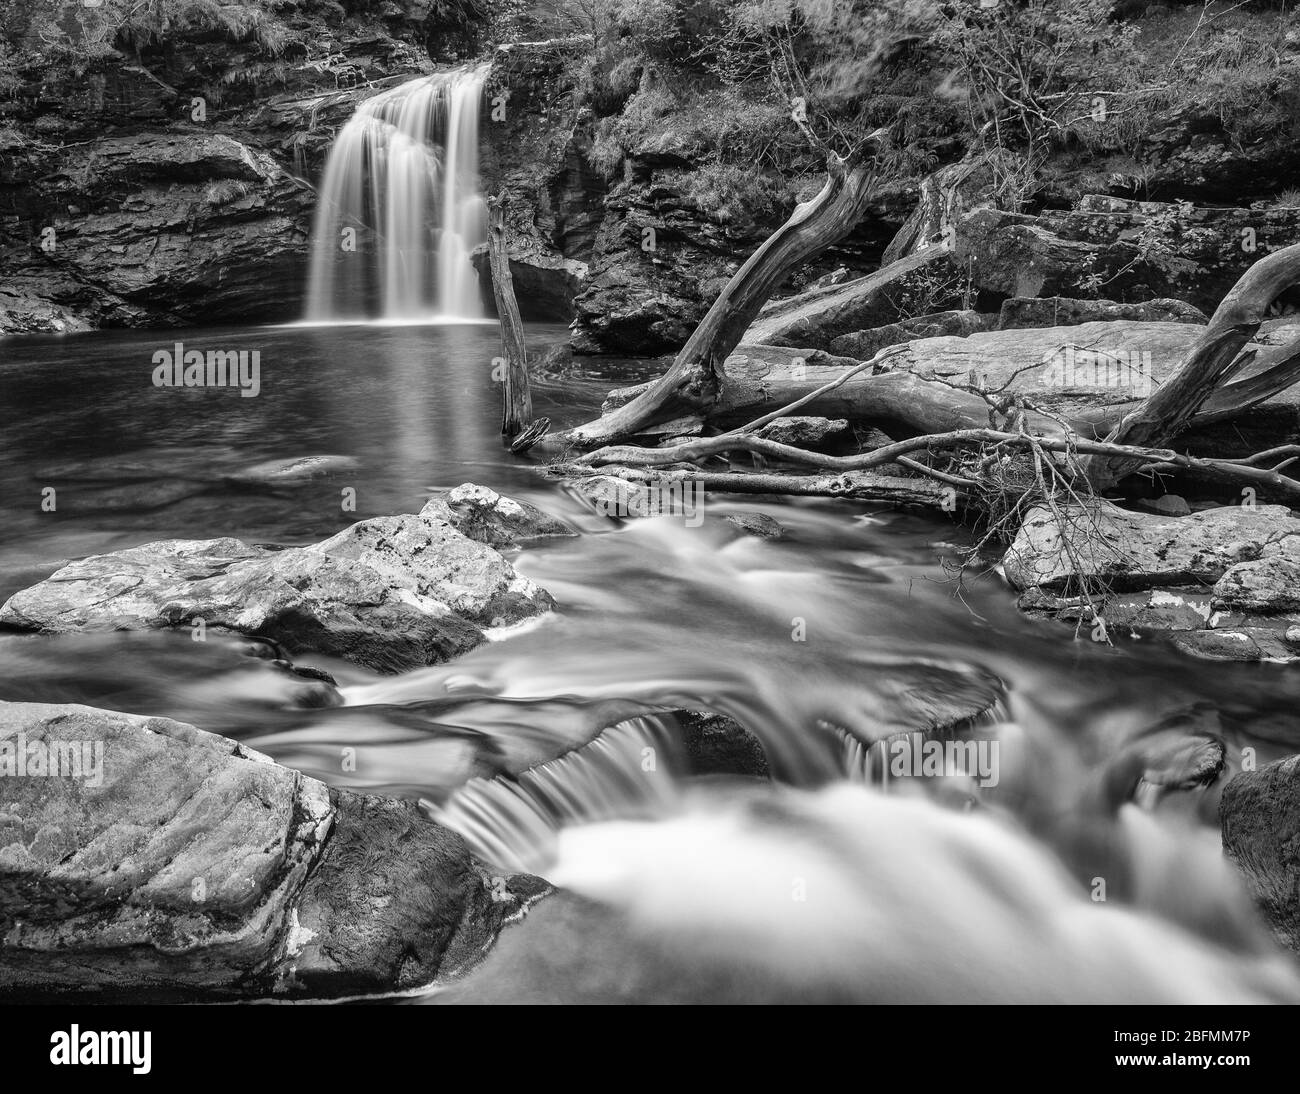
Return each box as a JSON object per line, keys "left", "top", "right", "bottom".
{"left": 0, "top": 491, "right": 555, "bottom": 672}
{"left": 952, "top": 196, "right": 1300, "bottom": 314}
{"left": 1221, "top": 755, "right": 1300, "bottom": 952}
{"left": 996, "top": 296, "right": 1207, "bottom": 330}
{"left": 0, "top": 700, "right": 545, "bottom": 1000}
{"left": 1002, "top": 501, "right": 1300, "bottom": 592}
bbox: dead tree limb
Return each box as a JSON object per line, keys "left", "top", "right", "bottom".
{"left": 1080, "top": 242, "right": 1300, "bottom": 489}
{"left": 551, "top": 131, "right": 891, "bottom": 450}
{"left": 555, "top": 464, "right": 960, "bottom": 510}
{"left": 488, "top": 192, "right": 541, "bottom": 447}
{"left": 577, "top": 426, "right": 1300, "bottom": 502}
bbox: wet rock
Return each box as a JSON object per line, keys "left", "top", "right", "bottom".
{"left": 565, "top": 475, "right": 652, "bottom": 520}
{"left": 828, "top": 310, "right": 991, "bottom": 360}
{"left": 0, "top": 490, "right": 554, "bottom": 673}
{"left": 1105, "top": 589, "right": 1218, "bottom": 633}
{"left": 0, "top": 700, "right": 543, "bottom": 1000}
{"left": 1002, "top": 501, "right": 1300, "bottom": 592}
{"left": 675, "top": 710, "right": 770, "bottom": 778}
{"left": 722, "top": 512, "right": 786, "bottom": 540}
{"left": 996, "top": 296, "right": 1206, "bottom": 330}
{"left": 310, "top": 513, "right": 552, "bottom": 628}
{"left": 1212, "top": 556, "right": 1300, "bottom": 614}
{"left": 421, "top": 483, "right": 575, "bottom": 548}
{"left": 1170, "top": 628, "right": 1300, "bottom": 663}
{"left": 228, "top": 454, "right": 361, "bottom": 486}
{"left": 1135, "top": 494, "right": 1192, "bottom": 517}
{"left": 1221, "top": 755, "right": 1300, "bottom": 951}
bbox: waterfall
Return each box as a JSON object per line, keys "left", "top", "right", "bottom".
{"left": 306, "top": 65, "right": 490, "bottom": 322}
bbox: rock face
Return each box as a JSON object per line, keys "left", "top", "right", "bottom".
{"left": 0, "top": 1, "right": 440, "bottom": 332}
{"left": 952, "top": 196, "right": 1300, "bottom": 315}
{"left": 3, "top": 133, "right": 313, "bottom": 328}
{"left": 0, "top": 700, "right": 545, "bottom": 1000}
{"left": 476, "top": 41, "right": 600, "bottom": 322}
{"left": 1221, "top": 755, "right": 1300, "bottom": 952}
{"left": 0, "top": 489, "right": 555, "bottom": 672}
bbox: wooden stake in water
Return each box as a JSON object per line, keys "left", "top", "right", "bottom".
{"left": 488, "top": 191, "right": 546, "bottom": 451}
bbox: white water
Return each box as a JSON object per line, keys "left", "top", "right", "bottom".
{"left": 306, "top": 66, "right": 489, "bottom": 322}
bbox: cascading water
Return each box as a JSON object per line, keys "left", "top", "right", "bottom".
{"left": 306, "top": 65, "right": 490, "bottom": 322}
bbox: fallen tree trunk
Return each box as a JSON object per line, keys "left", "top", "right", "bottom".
{"left": 1080, "top": 242, "right": 1300, "bottom": 489}
{"left": 553, "top": 465, "right": 959, "bottom": 510}
{"left": 488, "top": 192, "right": 534, "bottom": 443}
{"left": 551, "top": 133, "right": 889, "bottom": 451}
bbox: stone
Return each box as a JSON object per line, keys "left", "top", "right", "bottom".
{"left": 996, "top": 296, "right": 1206, "bottom": 330}
{"left": 675, "top": 710, "right": 770, "bottom": 778}
{"left": 0, "top": 491, "right": 554, "bottom": 673}
{"left": 952, "top": 196, "right": 1300, "bottom": 314}
{"left": 754, "top": 416, "right": 851, "bottom": 451}
{"left": 1135, "top": 494, "right": 1192, "bottom": 517}
{"left": 1212, "top": 556, "right": 1300, "bottom": 613}
{"left": 1001, "top": 501, "right": 1300, "bottom": 592}
{"left": 0, "top": 700, "right": 545, "bottom": 1000}
{"left": 722, "top": 512, "right": 786, "bottom": 540}
{"left": 1105, "top": 589, "right": 1218, "bottom": 633}
{"left": 420, "top": 483, "right": 575, "bottom": 548}
{"left": 1221, "top": 755, "right": 1300, "bottom": 952}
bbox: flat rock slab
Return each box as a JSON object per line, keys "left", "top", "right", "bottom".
{"left": 1003, "top": 501, "right": 1300, "bottom": 592}
{"left": 1222, "top": 755, "right": 1300, "bottom": 952}
{"left": 0, "top": 487, "right": 556, "bottom": 673}
{"left": 0, "top": 701, "right": 544, "bottom": 1000}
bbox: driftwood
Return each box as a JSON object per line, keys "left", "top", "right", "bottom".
{"left": 1081, "top": 242, "right": 1300, "bottom": 489}
{"left": 552, "top": 132, "right": 890, "bottom": 450}
{"left": 488, "top": 192, "right": 541, "bottom": 447}
{"left": 555, "top": 465, "right": 959, "bottom": 510}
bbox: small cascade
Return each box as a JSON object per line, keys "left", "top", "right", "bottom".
{"left": 306, "top": 65, "right": 490, "bottom": 322}
{"left": 426, "top": 716, "right": 682, "bottom": 875}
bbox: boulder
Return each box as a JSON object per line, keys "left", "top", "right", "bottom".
{"left": 754, "top": 416, "right": 852, "bottom": 452}
{"left": 676, "top": 710, "right": 770, "bottom": 778}
{"left": 952, "top": 196, "right": 1300, "bottom": 314}
{"left": 421, "top": 483, "right": 576, "bottom": 548}
{"left": 996, "top": 296, "right": 1207, "bottom": 330}
{"left": 1002, "top": 501, "right": 1300, "bottom": 592}
{"left": 0, "top": 701, "right": 545, "bottom": 1000}
{"left": 0, "top": 492, "right": 555, "bottom": 673}
{"left": 1212, "top": 556, "right": 1300, "bottom": 613}
{"left": 1221, "top": 755, "right": 1300, "bottom": 951}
